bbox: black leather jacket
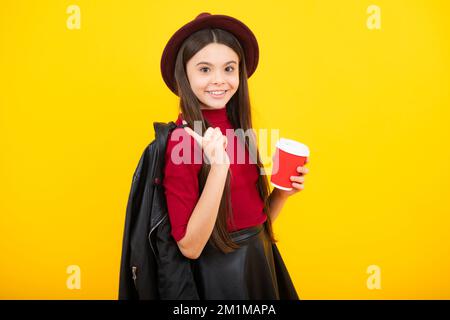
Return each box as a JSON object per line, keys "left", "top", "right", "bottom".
{"left": 118, "top": 121, "right": 199, "bottom": 300}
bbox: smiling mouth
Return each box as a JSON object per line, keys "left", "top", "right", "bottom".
{"left": 206, "top": 90, "right": 228, "bottom": 96}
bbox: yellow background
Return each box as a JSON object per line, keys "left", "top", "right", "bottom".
{"left": 1, "top": 0, "right": 450, "bottom": 299}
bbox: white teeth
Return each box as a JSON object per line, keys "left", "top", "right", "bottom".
{"left": 207, "top": 90, "right": 226, "bottom": 95}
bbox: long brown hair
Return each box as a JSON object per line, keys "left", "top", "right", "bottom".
{"left": 172, "top": 28, "right": 277, "bottom": 254}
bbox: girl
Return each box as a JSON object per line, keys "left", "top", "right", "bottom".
{"left": 161, "top": 12, "right": 308, "bottom": 300}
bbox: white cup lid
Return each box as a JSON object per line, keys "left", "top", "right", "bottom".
{"left": 276, "top": 138, "right": 310, "bottom": 157}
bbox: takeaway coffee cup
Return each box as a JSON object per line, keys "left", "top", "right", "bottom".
{"left": 270, "top": 138, "right": 310, "bottom": 191}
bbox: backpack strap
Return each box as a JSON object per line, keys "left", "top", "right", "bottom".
{"left": 152, "top": 121, "right": 189, "bottom": 185}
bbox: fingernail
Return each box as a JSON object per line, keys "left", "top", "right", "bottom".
{"left": 182, "top": 120, "right": 187, "bottom": 124}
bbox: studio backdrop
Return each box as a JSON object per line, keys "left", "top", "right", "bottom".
{"left": 1, "top": 0, "right": 450, "bottom": 299}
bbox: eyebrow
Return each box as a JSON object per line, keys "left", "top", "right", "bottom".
{"left": 196, "top": 61, "right": 237, "bottom": 66}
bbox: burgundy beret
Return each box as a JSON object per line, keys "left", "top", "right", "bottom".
{"left": 160, "top": 12, "right": 259, "bottom": 96}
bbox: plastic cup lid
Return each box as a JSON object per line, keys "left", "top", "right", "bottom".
{"left": 276, "top": 138, "right": 310, "bottom": 157}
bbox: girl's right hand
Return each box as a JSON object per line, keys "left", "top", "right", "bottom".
{"left": 182, "top": 120, "right": 230, "bottom": 167}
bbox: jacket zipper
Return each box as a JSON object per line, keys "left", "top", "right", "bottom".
{"left": 131, "top": 266, "right": 137, "bottom": 286}
{"left": 148, "top": 214, "right": 167, "bottom": 258}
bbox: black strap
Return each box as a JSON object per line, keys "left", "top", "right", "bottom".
{"left": 152, "top": 121, "right": 189, "bottom": 185}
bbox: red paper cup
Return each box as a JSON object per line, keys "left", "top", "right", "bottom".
{"left": 270, "top": 138, "right": 310, "bottom": 191}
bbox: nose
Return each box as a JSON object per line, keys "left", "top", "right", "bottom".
{"left": 212, "top": 69, "right": 225, "bottom": 85}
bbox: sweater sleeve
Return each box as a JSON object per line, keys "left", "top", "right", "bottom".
{"left": 163, "top": 128, "right": 202, "bottom": 242}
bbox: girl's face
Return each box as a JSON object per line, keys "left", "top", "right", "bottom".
{"left": 186, "top": 43, "right": 240, "bottom": 110}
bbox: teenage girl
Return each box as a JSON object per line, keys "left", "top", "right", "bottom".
{"left": 160, "top": 12, "right": 308, "bottom": 300}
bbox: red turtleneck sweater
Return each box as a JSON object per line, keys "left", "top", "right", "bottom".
{"left": 163, "top": 107, "right": 267, "bottom": 242}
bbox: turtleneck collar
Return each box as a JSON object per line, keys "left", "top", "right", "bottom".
{"left": 200, "top": 107, "right": 228, "bottom": 123}
{"left": 177, "top": 106, "right": 230, "bottom": 126}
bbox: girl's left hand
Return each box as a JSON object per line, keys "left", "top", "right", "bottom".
{"left": 276, "top": 164, "right": 309, "bottom": 198}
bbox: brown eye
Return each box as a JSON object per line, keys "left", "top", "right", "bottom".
{"left": 225, "top": 66, "right": 234, "bottom": 72}
{"left": 200, "top": 67, "right": 209, "bottom": 73}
